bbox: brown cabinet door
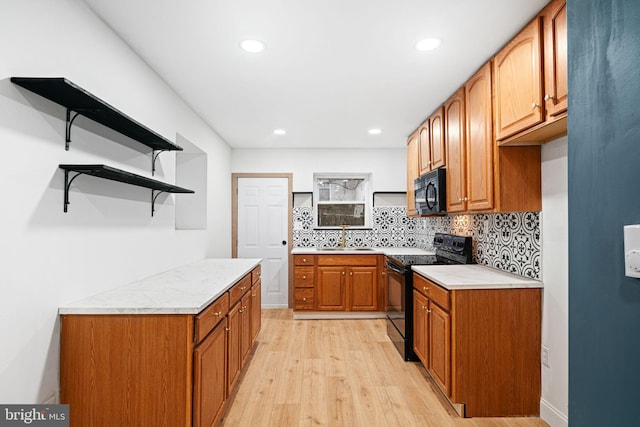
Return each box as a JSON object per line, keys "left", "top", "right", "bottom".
{"left": 406, "top": 132, "right": 419, "bottom": 216}
{"left": 445, "top": 88, "right": 466, "bottom": 213}
{"left": 494, "top": 18, "right": 543, "bottom": 140}
{"left": 348, "top": 267, "right": 377, "bottom": 311}
{"left": 543, "top": 0, "right": 567, "bottom": 119}
{"left": 317, "top": 266, "right": 347, "bottom": 310}
{"left": 430, "top": 107, "right": 446, "bottom": 170}
{"left": 193, "top": 319, "right": 227, "bottom": 427}
{"left": 226, "top": 303, "right": 241, "bottom": 393}
{"left": 429, "top": 303, "right": 451, "bottom": 397}
{"left": 250, "top": 282, "right": 261, "bottom": 344}
{"left": 413, "top": 290, "right": 429, "bottom": 367}
{"left": 240, "top": 293, "right": 252, "bottom": 366}
{"left": 418, "top": 121, "right": 431, "bottom": 175}
{"left": 465, "top": 62, "right": 494, "bottom": 212}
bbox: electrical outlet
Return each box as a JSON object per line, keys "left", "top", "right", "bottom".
{"left": 542, "top": 346, "right": 550, "bottom": 367}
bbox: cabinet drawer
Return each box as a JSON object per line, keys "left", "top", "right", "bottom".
{"left": 195, "top": 293, "right": 229, "bottom": 344}
{"left": 294, "top": 288, "right": 314, "bottom": 310}
{"left": 317, "top": 255, "right": 377, "bottom": 266}
{"left": 251, "top": 265, "right": 261, "bottom": 284}
{"left": 229, "top": 274, "right": 252, "bottom": 306}
{"left": 295, "top": 255, "right": 315, "bottom": 266}
{"left": 414, "top": 274, "right": 450, "bottom": 311}
{"left": 294, "top": 267, "right": 314, "bottom": 287}
{"left": 428, "top": 282, "right": 450, "bottom": 311}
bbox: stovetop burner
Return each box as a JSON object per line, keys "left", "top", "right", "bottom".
{"left": 388, "top": 233, "right": 473, "bottom": 267}
{"left": 388, "top": 254, "right": 437, "bottom": 266}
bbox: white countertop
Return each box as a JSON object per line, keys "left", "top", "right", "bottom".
{"left": 412, "top": 264, "right": 543, "bottom": 290}
{"left": 291, "top": 247, "right": 434, "bottom": 256}
{"left": 59, "top": 258, "right": 262, "bottom": 315}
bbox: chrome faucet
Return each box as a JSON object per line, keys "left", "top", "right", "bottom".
{"left": 339, "top": 224, "right": 348, "bottom": 248}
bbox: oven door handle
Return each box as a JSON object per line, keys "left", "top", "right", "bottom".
{"left": 386, "top": 262, "right": 407, "bottom": 275}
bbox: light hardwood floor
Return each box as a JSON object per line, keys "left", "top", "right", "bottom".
{"left": 221, "top": 309, "right": 548, "bottom": 427}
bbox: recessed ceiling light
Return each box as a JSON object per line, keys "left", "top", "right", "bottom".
{"left": 368, "top": 128, "right": 382, "bottom": 135}
{"left": 273, "top": 129, "right": 286, "bottom": 135}
{"left": 415, "top": 38, "right": 442, "bottom": 52}
{"left": 240, "top": 39, "right": 266, "bottom": 53}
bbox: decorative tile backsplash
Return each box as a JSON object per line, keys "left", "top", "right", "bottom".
{"left": 292, "top": 206, "right": 541, "bottom": 279}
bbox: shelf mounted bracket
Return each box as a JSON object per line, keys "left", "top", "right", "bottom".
{"left": 151, "top": 150, "right": 167, "bottom": 176}
{"left": 151, "top": 190, "right": 167, "bottom": 217}
{"left": 63, "top": 170, "right": 83, "bottom": 212}
{"left": 65, "top": 109, "right": 81, "bottom": 150}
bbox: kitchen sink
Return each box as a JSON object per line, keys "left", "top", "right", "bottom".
{"left": 316, "top": 247, "right": 375, "bottom": 251}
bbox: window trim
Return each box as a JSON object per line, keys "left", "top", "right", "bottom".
{"left": 313, "top": 172, "right": 372, "bottom": 229}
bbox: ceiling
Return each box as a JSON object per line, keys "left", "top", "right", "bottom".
{"left": 83, "top": 0, "right": 549, "bottom": 149}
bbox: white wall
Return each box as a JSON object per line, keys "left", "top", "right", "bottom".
{"left": 0, "top": 0, "right": 231, "bottom": 403}
{"left": 540, "top": 136, "right": 569, "bottom": 426}
{"left": 231, "top": 148, "right": 406, "bottom": 192}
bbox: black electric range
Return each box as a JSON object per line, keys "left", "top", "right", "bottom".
{"left": 385, "top": 233, "right": 473, "bottom": 361}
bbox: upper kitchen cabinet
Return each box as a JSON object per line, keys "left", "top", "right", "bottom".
{"left": 406, "top": 130, "right": 419, "bottom": 217}
{"left": 444, "top": 89, "right": 467, "bottom": 214}
{"left": 493, "top": 18, "right": 544, "bottom": 142}
{"left": 418, "top": 119, "right": 431, "bottom": 175}
{"left": 495, "top": 0, "right": 568, "bottom": 145}
{"left": 464, "top": 63, "right": 494, "bottom": 212}
{"left": 446, "top": 62, "right": 541, "bottom": 214}
{"left": 418, "top": 108, "right": 446, "bottom": 176}
{"left": 430, "top": 108, "right": 446, "bottom": 171}
{"left": 542, "top": 0, "right": 568, "bottom": 120}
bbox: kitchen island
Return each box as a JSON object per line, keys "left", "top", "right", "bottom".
{"left": 59, "top": 258, "right": 262, "bottom": 427}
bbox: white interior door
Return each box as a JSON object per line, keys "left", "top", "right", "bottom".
{"left": 237, "top": 177, "right": 289, "bottom": 307}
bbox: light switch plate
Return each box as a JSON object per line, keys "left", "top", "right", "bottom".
{"left": 624, "top": 225, "right": 640, "bottom": 278}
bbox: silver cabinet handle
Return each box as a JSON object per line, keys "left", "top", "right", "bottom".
{"left": 302, "top": 275, "right": 306, "bottom": 279}
{"left": 544, "top": 94, "right": 554, "bottom": 101}
{"left": 531, "top": 102, "right": 540, "bottom": 109}
{"left": 302, "top": 297, "right": 307, "bottom": 302}
{"left": 214, "top": 311, "right": 222, "bottom": 317}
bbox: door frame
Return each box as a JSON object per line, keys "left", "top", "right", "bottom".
{"left": 232, "top": 173, "right": 294, "bottom": 308}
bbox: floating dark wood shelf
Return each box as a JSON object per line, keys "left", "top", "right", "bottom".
{"left": 59, "top": 164, "right": 194, "bottom": 216}
{"left": 11, "top": 77, "right": 183, "bottom": 162}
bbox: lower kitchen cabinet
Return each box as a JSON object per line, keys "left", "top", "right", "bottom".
{"left": 60, "top": 266, "right": 261, "bottom": 427}
{"left": 316, "top": 255, "right": 379, "bottom": 311}
{"left": 413, "top": 290, "right": 429, "bottom": 364}
{"left": 240, "top": 292, "right": 252, "bottom": 366}
{"left": 294, "top": 253, "right": 382, "bottom": 312}
{"left": 251, "top": 280, "right": 262, "bottom": 343}
{"left": 226, "top": 301, "right": 242, "bottom": 393}
{"left": 428, "top": 302, "right": 451, "bottom": 395}
{"left": 193, "top": 318, "right": 227, "bottom": 427}
{"left": 294, "top": 255, "right": 316, "bottom": 310}
{"left": 317, "top": 266, "right": 347, "bottom": 310}
{"left": 413, "top": 273, "right": 541, "bottom": 417}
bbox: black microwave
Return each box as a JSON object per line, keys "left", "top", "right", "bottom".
{"left": 414, "top": 168, "right": 446, "bottom": 215}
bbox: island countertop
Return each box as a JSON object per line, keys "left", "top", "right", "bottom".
{"left": 58, "top": 258, "right": 262, "bottom": 315}
{"left": 412, "top": 264, "right": 543, "bottom": 290}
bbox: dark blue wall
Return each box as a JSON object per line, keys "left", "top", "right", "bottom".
{"left": 569, "top": 0, "right": 640, "bottom": 425}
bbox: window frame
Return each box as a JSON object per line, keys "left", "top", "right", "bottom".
{"left": 312, "top": 172, "right": 372, "bottom": 229}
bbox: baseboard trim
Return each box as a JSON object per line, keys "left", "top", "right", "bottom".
{"left": 293, "top": 311, "right": 386, "bottom": 320}
{"left": 540, "top": 398, "right": 568, "bottom": 427}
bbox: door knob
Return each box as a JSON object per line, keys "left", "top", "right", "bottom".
{"left": 282, "top": 240, "right": 287, "bottom": 245}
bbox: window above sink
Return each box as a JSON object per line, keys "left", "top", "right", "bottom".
{"left": 313, "top": 173, "right": 371, "bottom": 229}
